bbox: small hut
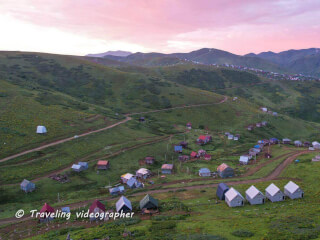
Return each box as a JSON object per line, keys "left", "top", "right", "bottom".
{"left": 139, "top": 194, "right": 159, "bottom": 210}
{"left": 217, "top": 163, "right": 234, "bottom": 178}
{"left": 246, "top": 185, "right": 265, "bottom": 205}
{"left": 216, "top": 183, "right": 229, "bottom": 200}
{"left": 190, "top": 151, "right": 199, "bottom": 159}
{"left": 97, "top": 160, "right": 110, "bottom": 170}
{"left": 20, "top": 179, "right": 35, "bottom": 193}
{"left": 136, "top": 168, "right": 151, "bottom": 179}
{"left": 284, "top": 181, "right": 304, "bottom": 199}
{"left": 121, "top": 173, "right": 134, "bottom": 183}
{"left": 294, "top": 140, "right": 303, "bottom": 147}
{"left": 161, "top": 164, "right": 173, "bottom": 174}
{"left": 265, "top": 183, "right": 285, "bottom": 202}
{"left": 116, "top": 196, "right": 132, "bottom": 213}
{"left": 178, "top": 155, "right": 190, "bottom": 162}
{"left": 36, "top": 126, "right": 47, "bottom": 134}
{"left": 174, "top": 145, "right": 183, "bottom": 153}
{"left": 186, "top": 122, "right": 192, "bottom": 130}
{"left": 39, "top": 203, "right": 55, "bottom": 222}
{"left": 89, "top": 200, "right": 106, "bottom": 221}
{"left": 198, "top": 168, "right": 211, "bottom": 177}
{"left": 225, "top": 188, "right": 245, "bottom": 207}
{"left": 144, "top": 156, "right": 155, "bottom": 165}
{"left": 282, "top": 138, "right": 292, "bottom": 144}
{"left": 179, "top": 141, "right": 188, "bottom": 148}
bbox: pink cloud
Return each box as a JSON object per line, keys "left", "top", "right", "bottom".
{"left": 1, "top": 0, "right": 320, "bottom": 54}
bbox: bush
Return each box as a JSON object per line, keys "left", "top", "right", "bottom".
{"left": 232, "top": 229, "right": 254, "bottom": 238}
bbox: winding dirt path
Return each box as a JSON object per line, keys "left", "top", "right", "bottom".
{"left": 0, "top": 96, "right": 228, "bottom": 164}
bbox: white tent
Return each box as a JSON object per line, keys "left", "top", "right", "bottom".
{"left": 36, "top": 126, "right": 47, "bottom": 134}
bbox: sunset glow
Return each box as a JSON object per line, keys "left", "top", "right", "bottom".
{"left": 1, "top": 0, "right": 320, "bottom": 55}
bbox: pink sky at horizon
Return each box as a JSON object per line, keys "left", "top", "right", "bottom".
{"left": 0, "top": 0, "right": 320, "bottom": 56}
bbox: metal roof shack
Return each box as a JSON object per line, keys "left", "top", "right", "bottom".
{"left": 246, "top": 185, "right": 265, "bottom": 205}
{"left": 284, "top": 181, "right": 304, "bottom": 199}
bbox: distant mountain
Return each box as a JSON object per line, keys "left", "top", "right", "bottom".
{"left": 246, "top": 48, "right": 320, "bottom": 76}
{"left": 86, "top": 50, "right": 132, "bottom": 58}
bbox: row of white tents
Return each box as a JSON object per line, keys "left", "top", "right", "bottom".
{"left": 225, "top": 181, "right": 304, "bottom": 207}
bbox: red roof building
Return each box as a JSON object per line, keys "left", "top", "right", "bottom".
{"left": 40, "top": 203, "right": 55, "bottom": 214}
{"left": 204, "top": 154, "right": 212, "bottom": 160}
{"left": 97, "top": 160, "right": 110, "bottom": 170}
{"left": 190, "top": 151, "right": 198, "bottom": 158}
{"left": 89, "top": 200, "right": 106, "bottom": 214}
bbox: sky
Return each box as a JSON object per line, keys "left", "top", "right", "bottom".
{"left": 0, "top": 0, "right": 320, "bottom": 56}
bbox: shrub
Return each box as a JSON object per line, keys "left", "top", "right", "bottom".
{"left": 232, "top": 229, "right": 254, "bottom": 238}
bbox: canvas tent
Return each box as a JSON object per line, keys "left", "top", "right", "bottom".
{"left": 284, "top": 181, "right": 304, "bottom": 199}
{"left": 225, "top": 187, "right": 245, "bottom": 207}
{"left": 246, "top": 185, "right": 265, "bottom": 205}
{"left": 116, "top": 196, "right": 132, "bottom": 212}
{"left": 216, "top": 183, "right": 229, "bottom": 200}
{"left": 199, "top": 168, "right": 211, "bottom": 177}
{"left": 239, "top": 156, "right": 250, "bottom": 165}
{"left": 265, "top": 183, "right": 285, "bottom": 202}
{"left": 36, "top": 126, "right": 47, "bottom": 134}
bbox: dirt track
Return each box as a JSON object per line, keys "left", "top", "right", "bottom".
{"left": 0, "top": 96, "right": 228, "bottom": 164}
{"left": 0, "top": 148, "right": 311, "bottom": 226}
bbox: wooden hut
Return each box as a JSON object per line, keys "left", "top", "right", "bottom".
{"left": 265, "top": 183, "right": 285, "bottom": 202}
{"left": 225, "top": 188, "right": 245, "bottom": 207}
{"left": 216, "top": 183, "right": 229, "bottom": 200}
{"left": 246, "top": 185, "right": 265, "bottom": 205}
{"left": 116, "top": 196, "right": 132, "bottom": 213}
{"left": 217, "top": 163, "right": 234, "bottom": 178}
{"left": 144, "top": 156, "right": 155, "bottom": 165}
{"left": 284, "top": 181, "right": 304, "bottom": 199}
{"left": 97, "top": 160, "right": 110, "bottom": 170}
{"left": 20, "top": 179, "right": 35, "bottom": 193}
{"left": 139, "top": 194, "right": 159, "bottom": 210}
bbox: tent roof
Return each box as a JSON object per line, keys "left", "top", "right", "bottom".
{"left": 116, "top": 196, "right": 132, "bottom": 212}
{"left": 265, "top": 183, "right": 280, "bottom": 196}
{"left": 225, "top": 187, "right": 244, "bottom": 201}
{"left": 40, "top": 203, "right": 54, "bottom": 213}
{"left": 284, "top": 181, "right": 300, "bottom": 194}
{"left": 140, "top": 194, "right": 158, "bottom": 209}
{"left": 199, "top": 168, "right": 210, "bottom": 174}
{"left": 246, "top": 185, "right": 263, "bottom": 199}
{"left": 89, "top": 200, "right": 105, "bottom": 213}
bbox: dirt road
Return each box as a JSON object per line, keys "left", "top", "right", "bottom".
{"left": 0, "top": 148, "right": 311, "bottom": 226}
{"left": 0, "top": 96, "right": 228, "bottom": 164}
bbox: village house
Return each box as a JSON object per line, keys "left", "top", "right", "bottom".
{"left": 247, "top": 125, "right": 254, "bottom": 131}
{"left": 270, "top": 138, "right": 279, "bottom": 144}
{"left": 225, "top": 187, "right": 245, "bottom": 207}
{"left": 97, "top": 160, "right": 110, "bottom": 170}
{"left": 233, "top": 136, "right": 239, "bottom": 141}
{"left": 20, "top": 179, "right": 35, "bottom": 193}
{"left": 178, "top": 155, "right": 190, "bottom": 162}
{"left": 140, "top": 194, "right": 159, "bottom": 210}
{"left": 246, "top": 185, "right": 265, "bottom": 205}
{"left": 39, "top": 203, "right": 55, "bottom": 222}
{"left": 228, "top": 134, "right": 234, "bottom": 140}
{"left": 179, "top": 141, "right": 188, "bottom": 148}
{"left": 273, "top": 112, "right": 278, "bottom": 116}
{"left": 36, "top": 125, "right": 47, "bottom": 134}
{"left": 294, "top": 140, "right": 303, "bottom": 147}
{"left": 161, "top": 164, "right": 174, "bottom": 174}
{"left": 89, "top": 200, "right": 106, "bottom": 221}
{"left": 260, "top": 107, "right": 268, "bottom": 112}
{"left": 136, "top": 168, "right": 151, "bottom": 179}
{"left": 109, "top": 186, "right": 125, "bottom": 195}
{"left": 265, "top": 183, "right": 285, "bottom": 202}
{"left": 217, "top": 163, "right": 234, "bottom": 178}
{"left": 261, "top": 121, "right": 268, "bottom": 126}
{"left": 78, "top": 162, "right": 88, "bottom": 170}
{"left": 127, "top": 177, "right": 143, "bottom": 189}
{"left": 139, "top": 117, "right": 145, "bottom": 122}
{"left": 216, "top": 183, "right": 229, "bottom": 200}
{"left": 174, "top": 145, "right": 183, "bottom": 153}
{"left": 190, "top": 151, "right": 199, "bottom": 159}
{"left": 204, "top": 154, "right": 211, "bottom": 160}
{"left": 116, "top": 196, "right": 132, "bottom": 213}
{"left": 121, "top": 173, "right": 134, "bottom": 183}
{"left": 199, "top": 168, "right": 211, "bottom": 177}
{"left": 312, "top": 155, "right": 320, "bottom": 162}
{"left": 197, "top": 135, "right": 212, "bottom": 145}
{"left": 61, "top": 207, "right": 70, "bottom": 213}
{"left": 256, "top": 122, "right": 262, "bottom": 128}
{"left": 144, "top": 156, "right": 155, "bottom": 165}
{"left": 284, "top": 181, "right": 304, "bottom": 199}
{"left": 198, "top": 149, "right": 206, "bottom": 157}
{"left": 186, "top": 122, "right": 192, "bottom": 130}
{"left": 225, "top": 132, "right": 230, "bottom": 136}
{"left": 304, "top": 141, "right": 311, "bottom": 147}
{"left": 282, "top": 138, "right": 292, "bottom": 144}
{"left": 239, "top": 155, "right": 250, "bottom": 165}
{"left": 71, "top": 163, "right": 85, "bottom": 172}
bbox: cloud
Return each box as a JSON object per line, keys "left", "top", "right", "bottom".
{"left": 0, "top": 0, "right": 320, "bottom": 54}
